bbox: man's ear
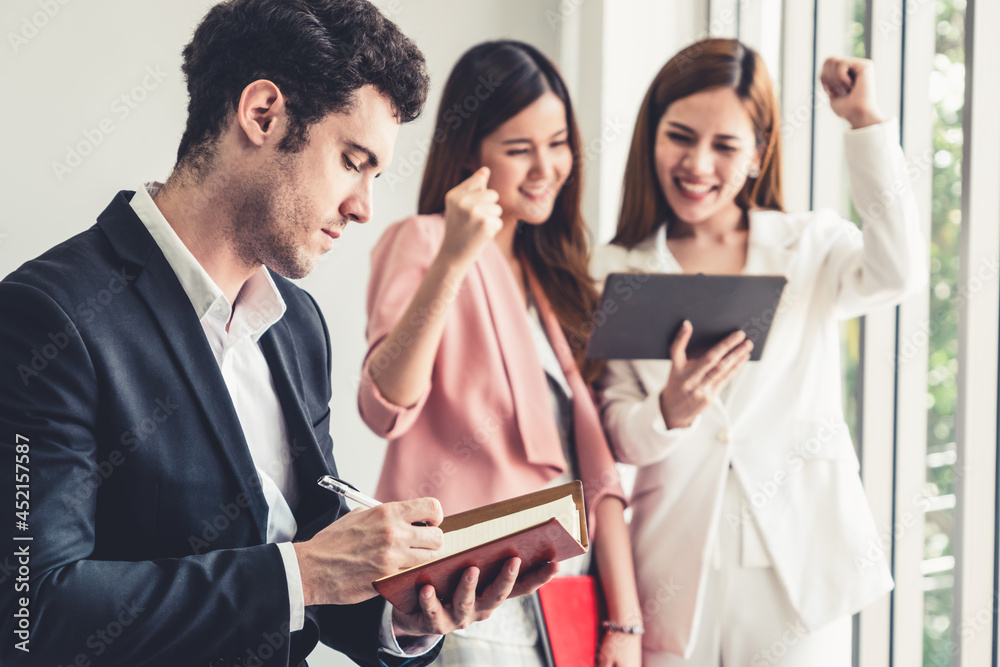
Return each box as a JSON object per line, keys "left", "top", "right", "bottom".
{"left": 236, "top": 79, "right": 286, "bottom": 147}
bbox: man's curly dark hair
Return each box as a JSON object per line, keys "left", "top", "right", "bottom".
{"left": 175, "top": 0, "right": 429, "bottom": 173}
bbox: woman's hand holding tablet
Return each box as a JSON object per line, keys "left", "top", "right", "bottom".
{"left": 658, "top": 323, "right": 752, "bottom": 429}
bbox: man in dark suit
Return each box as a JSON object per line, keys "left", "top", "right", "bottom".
{"left": 0, "top": 1, "right": 553, "bottom": 665}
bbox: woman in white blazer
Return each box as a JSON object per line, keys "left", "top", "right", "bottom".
{"left": 592, "top": 39, "right": 925, "bottom": 666}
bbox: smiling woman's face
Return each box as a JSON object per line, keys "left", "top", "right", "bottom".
{"left": 654, "top": 86, "right": 761, "bottom": 228}
{"left": 476, "top": 91, "right": 574, "bottom": 226}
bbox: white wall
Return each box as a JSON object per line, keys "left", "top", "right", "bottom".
{"left": 565, "top": 0, "right": 707, "bottom": 242}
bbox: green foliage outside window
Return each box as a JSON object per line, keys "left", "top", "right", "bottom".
{"left": 841, "top": 1, "right": 964, "bottom": 664}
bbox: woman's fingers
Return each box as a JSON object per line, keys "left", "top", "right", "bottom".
{"left": 821, "top": 56, "right": 866, "bottom": 97}
{"left": 820, "top": 57, "right": 842, "bottom": 96}
{"left": 685, "top": 330, "right": 747, "bottom": 390}
{"left": 704, "top": 342, "right": 753, "bottom": 393}
{"left": 669, "top": 320, "right": 693, "bottom": 368}
{"left": 837, "top": 59, "right": 855, "bottom": 91}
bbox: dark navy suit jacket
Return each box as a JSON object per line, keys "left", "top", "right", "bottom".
{"left": 0, "top": 192, "right": 440, "bottom": 666}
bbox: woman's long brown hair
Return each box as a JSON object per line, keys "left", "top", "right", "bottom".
{"left": 418, "top": 40, "right": 602, "bottom": 382}
{"left": 612, "top": 38, "right": 784, "bottom": 248}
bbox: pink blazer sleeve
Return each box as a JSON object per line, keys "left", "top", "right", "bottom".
{"left": 358, "top": 215, "right": 445, "bottom": 438}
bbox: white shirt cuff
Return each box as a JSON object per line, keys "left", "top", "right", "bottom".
{"left": 378, "top": 600, "right": 442, "bottom": 657}
{"left": 276, "top": 542, "right": 305, "bottom": 633}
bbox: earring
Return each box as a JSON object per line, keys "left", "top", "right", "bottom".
{"left": 747, "top": 164, "right": 761, "bottom": 179}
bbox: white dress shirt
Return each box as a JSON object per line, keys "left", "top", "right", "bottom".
{"left": 130, "top": 182, "right": 430, "bottom": 657}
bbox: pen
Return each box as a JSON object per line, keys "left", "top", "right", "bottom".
{"left": 317, "top": 475, "right": 431, "bottom": 526}
{"left": 317, "top": 475, "right": 381, "bottom": 509}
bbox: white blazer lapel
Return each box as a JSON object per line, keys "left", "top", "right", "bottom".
{"left": 743, "top": 210, "right": 797, "bottom": 277}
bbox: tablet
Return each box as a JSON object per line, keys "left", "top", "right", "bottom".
{"left": 584, "top": 273, "right": 788, "bottom": 361}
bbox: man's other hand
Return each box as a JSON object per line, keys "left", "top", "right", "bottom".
{"left": 390, "top": 558, "right": 559, "bottom": 637}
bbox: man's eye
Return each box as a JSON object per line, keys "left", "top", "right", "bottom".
{"left": 343, "top": 155, "right": 360, "bottom": 172}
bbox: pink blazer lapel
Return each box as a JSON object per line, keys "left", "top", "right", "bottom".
{"left": 475, "top": 244, "right": 567, "bottom": 475}
{"left": 524, "top": 266, "right": 625, "bottom": 535}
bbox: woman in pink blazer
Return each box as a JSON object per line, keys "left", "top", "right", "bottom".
{"left": 358, "top": 41, "right": 641, "bottom": 666}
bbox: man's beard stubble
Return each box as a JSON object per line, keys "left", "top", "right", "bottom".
{"left": 228, "top": 157, "right": 316, "bottom": 280}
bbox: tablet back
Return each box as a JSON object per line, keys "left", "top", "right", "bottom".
{"left": 585, "top": 273, "right": 788, "bottom": 361}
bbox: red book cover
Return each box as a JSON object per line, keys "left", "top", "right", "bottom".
{"left": 373, "top": 482, "right": 588, "bottom": 615}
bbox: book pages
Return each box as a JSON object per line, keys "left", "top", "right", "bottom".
{"left": 436, "top": 494, "right": 580, "bottom": 560}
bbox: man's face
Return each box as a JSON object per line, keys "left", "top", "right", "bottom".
{"left": 230, "top": 85, "right": 399, "bottom": 279}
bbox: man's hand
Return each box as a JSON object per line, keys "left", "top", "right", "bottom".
{"left": 293, "top": 498, "right": 445, "bottom": 606}
{"left": 391, "top": 558, "right": 559, "bottom": 637}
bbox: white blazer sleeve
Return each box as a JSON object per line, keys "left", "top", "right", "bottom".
{"left": 821, "top": 119, "right": 928, "bottom": 319}
{"left": 597, "top": 358, "right": 701, "bottom": 466}
{"left": 591, "top": 244, "right": 700, "bottom": 467}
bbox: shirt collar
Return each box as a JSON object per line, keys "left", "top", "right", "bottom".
{"left": 130, "top": 181, "right": 286, "bottom": 342}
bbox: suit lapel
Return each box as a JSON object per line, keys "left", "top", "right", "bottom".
{"left": 474, "top": 244, "right": 566, "bottom": 473}
{"left": 258, "top": 320, "right": 337, "bottom": 530}
{"left": 97, "top": 193, "right": 271, "bottom": 543}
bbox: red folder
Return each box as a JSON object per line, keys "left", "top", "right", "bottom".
{"left": 374, "top": 482, "right": 588, "bottom": 614}
{"left": 538, "top": 575, "right": 599, "bottom": 667}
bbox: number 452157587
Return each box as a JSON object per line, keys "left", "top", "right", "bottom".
{"left": 15, "top": 434, "right": 29, "bottom": 525}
